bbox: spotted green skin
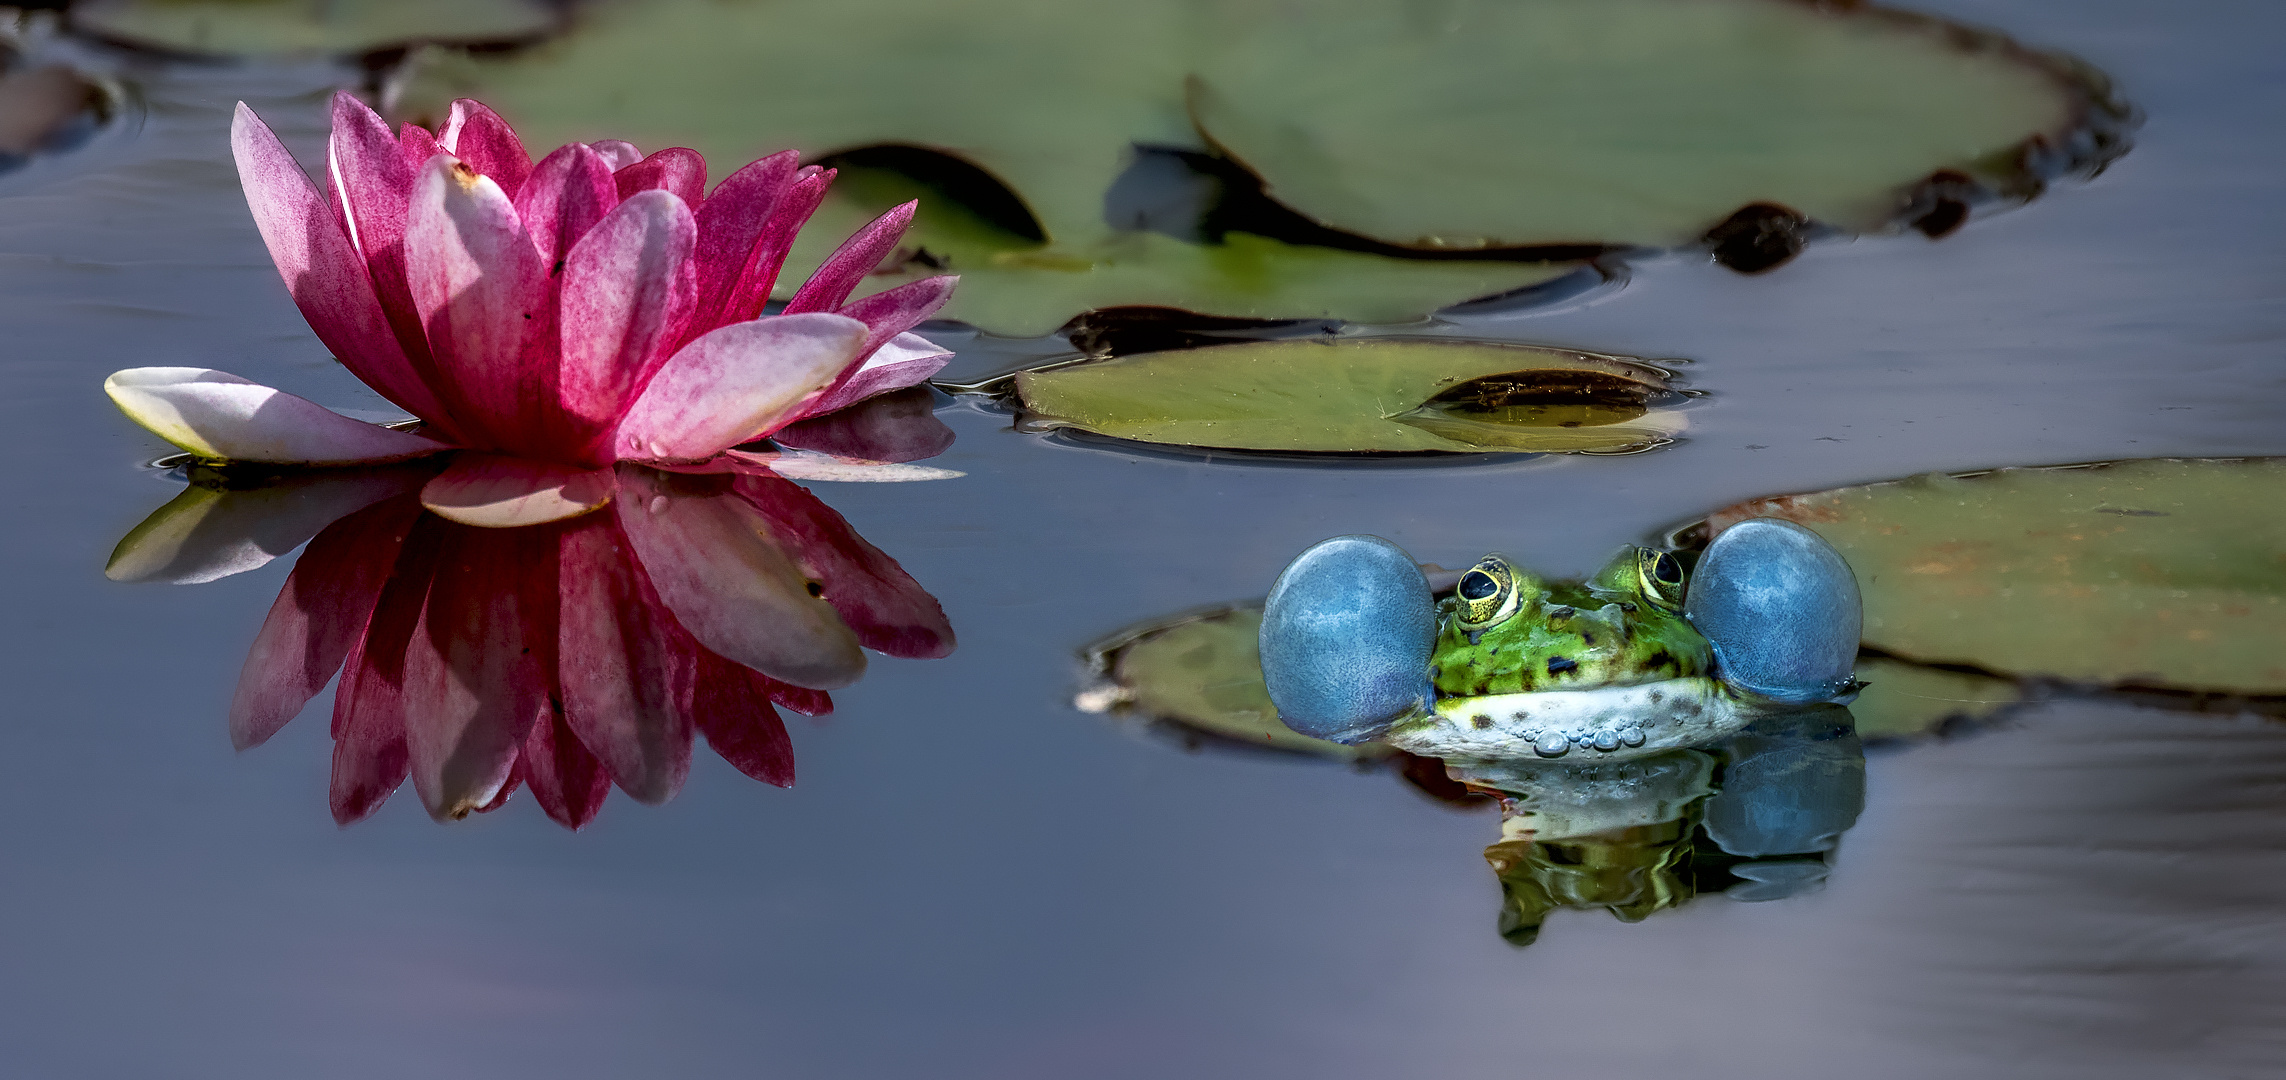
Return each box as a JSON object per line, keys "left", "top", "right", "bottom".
{"left": 1429, "top": 549, "right": 1714, "bottom": 699}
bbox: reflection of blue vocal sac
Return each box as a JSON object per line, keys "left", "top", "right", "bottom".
{"left": 1257, "top": 518, "right": 1862, "bottom": 757}
{"left": 1464, "top": 706, "right": 1865, "bottom": 947}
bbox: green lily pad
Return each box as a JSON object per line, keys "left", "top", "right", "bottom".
{"left": 1077, "top": 605, "right": 1392, "bottom": 762}
{"left": 390, "top": 0, "right": 2121, "bottom": 333}
{"left": 73, "top": 0, "right": 557, "bottom": 56}
{"left": 1012, "top": 339, "right": 1687, "bottom": 456}
{"left": 780, "top": 163, "right": 1579, "bottom": 338}
{"left": 1699, "top": 459, "right": 2286, "bottom": 695}
{"left": 1846, "top": 657, "right": 2023, "bottom": 741}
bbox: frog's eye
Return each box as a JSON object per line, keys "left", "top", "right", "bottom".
{"left": 1455, "top": 555, "right": 1523, "bottom": 631}
{"left": 1636, "top": 548, "right": 1687, "bottom": 611}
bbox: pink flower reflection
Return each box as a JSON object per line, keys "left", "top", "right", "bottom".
{"left": 228, "top": 460, "right": 953, "bottom": 827}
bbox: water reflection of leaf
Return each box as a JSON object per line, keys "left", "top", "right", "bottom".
{"left": 1012, "top": 339, "right": 1687, "bottom": 458}
{"left": 71, "top": 0, "right": 558, "bottom": 56}
{"left": 114, "top": 459, "right": 952, "bottom": 827}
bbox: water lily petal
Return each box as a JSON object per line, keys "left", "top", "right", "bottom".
{"left": 439, "top": 98, "right": 532, "bottom": 198}
{"left": 689, "top": 650, "right": 795, "bottom": 786}
{"left": 520, "top": 702, "right": 611, "bottom": 829}
{"left": 798, "top": 326, "right": 955, "bottom": 420}
{"left": 733, "top": 472, "right": 955, "bottom": 659}
{"left": 398, "top": 121, "right": 440, "bottom": 169}
{"left": 557, "top": 517, "right": 696, "bottom": 804}
{"left": 515, "top": 141, "right": 620, "bottom": 270}
{"left": 783, "top": 200, "right": 915, "bottom": 315}
{"left": 559, "top": 188, "right": 697, "bottom": 451}
{"left": 105, "top": 367, "right": 450, "bottom": 465}
{"left": 613, "top": 466, "right": 865, "bottom": 690}
{"left": 232, "top": 103, "right": 449, "bottom": 424}
{"left": 402, "top": 523, "right": 553, "bottom": 821}
{"left": 731, "top": 448, "right": 964, "bottom": 482}
{"left": 610, "top": 312, "right": 865, "bottom": 462}
{"left": 589, "top": 139, "right": 642, "bottom": 171}
{"left": 405, "top": 155, "right": 550, "bottom": 450}
{"left": 614, "top": 146, "right": 705, "bottom": 206}
{"left": 105, "top": 465, "right": 430, "bottom": 585}
{"left": 420, "top": 452, "right": 615, "bottom": 527}
{"left": 688, "top": 150, "right": 800, "bottom": 334}
{"left": 767, "top": 679, "right": 832, "bottom": 718}
{"left": 771, "top": 385, "right": 955, "bottom": 465}
{"left": 1259, "top": 534, "right": 1437, "bottom": 743}
{"left": 230, "top": 497, "right": 423, "bottom": 750}
{"left": 720, "top": 167, "right": 830, "bottom": 324}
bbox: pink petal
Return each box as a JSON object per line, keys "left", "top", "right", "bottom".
{"left": 767, "top": 678, "right": 832, "bottom": 717}
{"left": 399, "top": 122, "right": 441, "bottom": 169}
{"left": 719, "top": 167, "right": 831, "bottom": 324}
{"left": 515, "top": 142, "right": 620, "bottom": 271}
{"left": 328, "top": 94, "right": 469, "bottom": 440}
{"left": 589, "top": 140, "right": 642, "bottom": 172}
{"left": 440, "top": 99, "right": 532, "bottom": 199}
{"left": 557, "top": 517, "right": 696, "bottom": 804}
{"left": 230, "top": 496, "right": 423, "bottom": 751}
{"left": 232, "top": 102, "right": 449, "bottom": 426}
{"left": 420, "top": 452, "right": 615, "bottom": 528}
{"left": 402, "top": 523, "right": 554, "bottom": 821}
{"left": 772, "top": 385, "right": 954, "bottom": 464}
{"left": 105, "top": 367, "right": 451, "bottom": 465}
{"left": 797, "top": 326, "right": 955, "bottom": 421}
{"left": 614, "top": 147, "right": 705, "bottom": 207}
{"left": 404, "top": 155, "right": 551, "bottom": 453}
{"left": 613, "top": 466, "right": 865, "bottom": 690}
{"left": 838, "top": 276, "right": 956, "bottom": 365}
{"left": 329, "top": 514, "right": 452, "bottom": 824}
{"left": 610, "top": 312, "right": 866, "bottom": 463}
{"left": 559, "top": 189, "right": 697, "bottom": 455}
{"left": 688, "top": 150, "right": 800, "bottom": 336}
{"left": 474, "top": 763, "right": 522, "bottom": 813}
{"left": 521, "top": 700, "right": 611, "bottom": 829}
{"left": 782, "top": 200, "right": 915, "bottom": 315}
{"left": 732, "top": 472, "right": 956, "bottom": 659}
{"left": 689, "top": 650, "right": 794, "bottom": 787}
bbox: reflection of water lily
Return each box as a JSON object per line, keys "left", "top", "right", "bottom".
{"left": 105, "top": 94, "right": 957, "bottom": 525}
{"left": 124, "top": 460, "right": 953, "bottom": 826}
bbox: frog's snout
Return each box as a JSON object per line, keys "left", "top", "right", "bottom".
{"left": 1685, "top": 518, "right": 1863, "bottom": 703}
{"left": 1260, "top": 534, "right": 1436, "bottom": 743}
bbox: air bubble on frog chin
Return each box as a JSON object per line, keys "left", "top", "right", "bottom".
{"left": 1534, "top": 733, "right": 1571, "bottom": 757}
{"left": 1620, "top": 725, "right": 1647, "bottom": 747}
{"left": 1592, "top": 730, "right": 1622, "bottom": 751}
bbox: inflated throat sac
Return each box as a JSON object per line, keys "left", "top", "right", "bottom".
{"left": 1685, "top": 518, "right": 1863, "bottom": 704}
{"left": 1259, "top": 534, "right": 1435, "bottom": 742}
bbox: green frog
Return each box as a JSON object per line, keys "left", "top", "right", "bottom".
{"left": 1383, "top": 547, "right": 1754, "bottom": 760}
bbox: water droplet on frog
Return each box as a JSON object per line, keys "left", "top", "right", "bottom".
{"left": 1620, "top": 725, "right": 1646, "bottom": 747}
{"left": 1534, "top": 733, "right": 1570, "bottom": 757}
{"left": 1592, "top": 730, "right": 1622, "bottom": 752}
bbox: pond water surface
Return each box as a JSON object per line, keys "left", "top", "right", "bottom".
{"left": 2, "top": 0, "right": 2282, "bottom": 1076}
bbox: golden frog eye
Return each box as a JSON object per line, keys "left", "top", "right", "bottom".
{"left": 1636, "top": 548, "right": 1687, "bottom": 611}
{"left": 1454, "top": 555, "right": 1523, "bottom": 631}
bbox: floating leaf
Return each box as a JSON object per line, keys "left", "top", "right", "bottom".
{"left": 1013, "top": 339, "right": 1686, "bottom": 456}
{"left": 1847, "top": 657, "right": 2022, "bottom": 741}
{"left": 1078, "top": 605, "right": 1393, "bottom": 762}
{"left": 73, "top": 0, "right": 558, "bottom": 56}
{"left": 391, "top": 0, "right": 2121, "bottom": 332}
{"left": 1699, "top": 459, "right": 2286, "bottom": 695}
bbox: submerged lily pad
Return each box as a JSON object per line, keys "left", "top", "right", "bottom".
{"left": 1076, "top": 605, "right": 1393, "bottom": 761}
{"left": 391, "top": 0, "right": 2122, "bottom": 334}
{"left": 1013, "top": 339, "right": 1687, "bottom": 456}
{"left": 1846, "top": 657, "right": 2023, "bottom": 741}
{"left": 1697, "top": 459, "right": 2286, "bottom": 695}
{"left": 73, "top": 0, "right": 557, "bottom": 56}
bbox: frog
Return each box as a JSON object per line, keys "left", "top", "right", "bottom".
{"left": 1257, "top": 519, "right": 1863, "bottom": 761}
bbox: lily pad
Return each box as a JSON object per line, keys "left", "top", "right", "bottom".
{"left": 1077, "top": 605, "right": 1393, "bottom": 761}
{"left": 1697, "top": 459, "right": 2286, "bottom": 695}
{"left": 1846, "top": 657, "right": 2022, "bottom": 741}
{"left": 390, "top": 0, "right": 2122, "bottom": 332}
{"left": 73, "top": 0, "right": 557, "bottom": 56}
{"left": 1012, "top": 339, "right": 1687, "bottom": 456}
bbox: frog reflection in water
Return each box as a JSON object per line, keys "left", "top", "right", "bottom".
{"left": 1259, "top": 519, "right": 1865, "bottom": 758}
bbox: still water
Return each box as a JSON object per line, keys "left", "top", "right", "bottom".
{"left": 1, "top": 0, "right": 2281, "bottom": 1075}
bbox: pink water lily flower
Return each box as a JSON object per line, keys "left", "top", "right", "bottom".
{"left": 105, "top": 94, "right": 956, "bottom": 526}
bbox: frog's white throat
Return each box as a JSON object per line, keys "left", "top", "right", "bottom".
{"left": 1383, "top": 678, "right": 1755, "bottom": 762}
